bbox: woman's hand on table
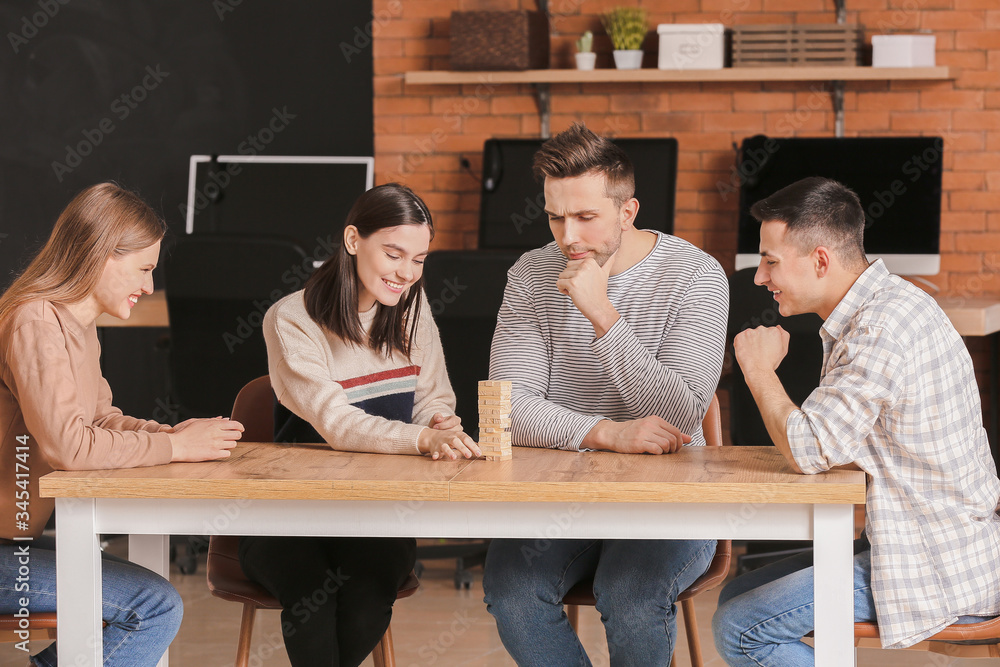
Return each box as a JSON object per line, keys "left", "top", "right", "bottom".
{"left": 429, "top": 413, "right": 462, "bottom": 431}
{"left": 168, "top": 417, "right": 244, "bottom": 462}
{"left": 418, "top": 422, "right": 481, "bottom": 461}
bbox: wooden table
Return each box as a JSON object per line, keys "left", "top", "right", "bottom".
{"left": 40, "top": 444, "right": 865, "bottom": 667}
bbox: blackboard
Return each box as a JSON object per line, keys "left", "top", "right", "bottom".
{"left": 0, "top": 0, "right": 374, "bottom": 284}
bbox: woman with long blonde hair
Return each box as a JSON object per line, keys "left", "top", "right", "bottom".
{"left": 0, "top": 183, "right": 244, "bottom": 666}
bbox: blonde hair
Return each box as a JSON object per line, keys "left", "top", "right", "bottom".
{"left": 0, "top": 183, "right": 166, "bottom": 324}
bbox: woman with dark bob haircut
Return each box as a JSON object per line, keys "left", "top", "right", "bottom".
{"left": 238, "top": 183, "right": 479, "bottom": 666}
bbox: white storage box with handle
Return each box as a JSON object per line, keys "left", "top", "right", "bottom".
{"left": 872, "top": 34, "right": 935, "bottom": 67}
{"left": 657, "top": 23, "right": 725, "bottom": 70}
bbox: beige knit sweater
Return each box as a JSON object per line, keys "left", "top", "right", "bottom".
{"left": 264, "top": 289, "right": 456, "bottom": 455}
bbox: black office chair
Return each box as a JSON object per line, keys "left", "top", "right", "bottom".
{"left": 726, "top": 267, "right": 825, "bottom": 572}
{"left": 727, "top": 267, "right": 824, "bottom": 445}
{"left": 419, "top": 249, "right": 523, "bottom": 587}
{"left": 163, "top": 233, "right": 310, "bottom": 573}
{"left": 422, "top": 249, "right": 524, "bottom": 436}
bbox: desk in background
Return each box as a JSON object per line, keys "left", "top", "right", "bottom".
{"left": 41, "top": 444, "right": 865, "bottom": 667}
{"left": 94, "top": 291, "right": 170, "bottom": 420}
{"left": 95, "top": 291, "right": 169, "bottom": 328}
{"left": 936, "top": 296, "right": 1000, "bottom": 466}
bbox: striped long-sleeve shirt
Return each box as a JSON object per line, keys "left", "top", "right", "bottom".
{"left": 489, "top": 232, "right": 729, "bottom": 451}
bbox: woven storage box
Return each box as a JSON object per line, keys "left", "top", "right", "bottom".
{"left": 732, "top": 24, "right": 863, "bottom": 67}
{"left": 450, "top": 11, "right": 550, "bottom": 71}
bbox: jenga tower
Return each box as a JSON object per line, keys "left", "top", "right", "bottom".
{"left": 478, "top": 380, "right": 512, "bottom": 461}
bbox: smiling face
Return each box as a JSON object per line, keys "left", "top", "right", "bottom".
{"left": 755, "top": 220, "right": 827, "bottom": 317}
{"left": 544, "top": 172, "right": 633, "bottom": 267}
{"left": 92, "top": 241, "right": 160, "bottom": 320}
{"left": 345, "top": 223, "right": 431, "bottom": 312}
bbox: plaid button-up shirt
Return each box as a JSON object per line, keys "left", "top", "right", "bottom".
{"left": 786, "top": 260, "right": 1000, "bottom": 649}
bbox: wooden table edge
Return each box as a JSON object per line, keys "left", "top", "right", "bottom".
{"left": 447, "top": 481, "right": 866, "bottom": 504}
{"left": 38, "top": 477, "right": 454, "bottom": 502}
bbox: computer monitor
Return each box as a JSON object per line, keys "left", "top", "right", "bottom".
{"left": 736, "top": 135, "right": 943, "bottom": 276}
{"left": 183, "top": 155, "right": 374, "bottom": 259}
{"left": 479, "top": 138, "right": 678, "bottom": 249}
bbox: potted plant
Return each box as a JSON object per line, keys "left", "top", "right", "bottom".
{"left": 575, "top": 30, "right": 596, "bottom": 70}
{"left": 602, "top": 6, "right": 647, "bottom": 70}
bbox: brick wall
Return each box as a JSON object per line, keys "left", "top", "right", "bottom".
{"left": 372, "top": 0, "right": 1000, "bottom": 433}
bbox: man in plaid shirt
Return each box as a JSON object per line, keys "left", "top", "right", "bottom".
{"left": 713, "top": 176, "right": 1000, "bottom": 665}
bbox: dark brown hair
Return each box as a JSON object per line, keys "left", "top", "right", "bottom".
{"left": 532, "top": 122, "right": 635, "bottom": 208}
{"left": 0, "top": 182, "right": 165, "bottom": 324}
{"left": 303, "top": 183, "right": 433, "bottom": 358}
{"left": 750, "top": 176, "right": 868, "bottom": 270}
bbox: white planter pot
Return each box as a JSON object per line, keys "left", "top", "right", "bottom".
{"left": 613, "top": 49, "right": 643, "bottom": 69}
{"left": 575, "top": 52, "right": 597, "bottom": 70}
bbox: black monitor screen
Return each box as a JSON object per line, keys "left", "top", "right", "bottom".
{"left": 479, "top": 138, "right": 678, "bottom": 249}
{"left": 185, "top": 157, "right": 372, "bottom": 256}
{"left": 737, "top": 135, "right": 942, "bottom": 273}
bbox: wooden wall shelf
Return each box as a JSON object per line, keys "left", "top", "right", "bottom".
{"left": 404, "top": 66, "right": 953, "bottom": 86}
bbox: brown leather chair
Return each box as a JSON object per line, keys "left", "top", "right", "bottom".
{"left": 0, "top": 612, "right": 57, "bottom": 643}
{"left": 563, "top": 393, "right": 731, "bottom": 667}
{"left": 853, "top": 617, "right": 1000, "bottom": 658}
{"left": 207, "top": 375, "right": 420, "bottom": 667}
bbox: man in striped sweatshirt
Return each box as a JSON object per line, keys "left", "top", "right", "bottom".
{"left": 482, "top": 123, "right": 729, "bottom": 666}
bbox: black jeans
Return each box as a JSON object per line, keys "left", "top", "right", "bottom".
{"left": 238, "top": 535, "right": 416, "bottom": 667}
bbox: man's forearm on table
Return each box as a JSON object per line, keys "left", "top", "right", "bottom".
{"left": 742, "top": 368, "right": 803, "bottom": 474}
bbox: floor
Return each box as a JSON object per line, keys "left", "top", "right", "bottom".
{"left": 1, "top": 540, "right": 991, "bottom": 667}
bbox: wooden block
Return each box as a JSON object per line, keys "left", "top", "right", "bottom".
{"left": 480, "top": 440, "right": 512, "bottom": 450}
{"left": 478, "top": 384, "right": 512, "bottom": 394}
{"left": 480, "top": 441, "right": 511, "bottom": 450}
{"left": 479, "top": 391, "right": 512, "bottom": 401}
{"left": 484, "top": 452, "right": 513, "bottom": 461}
{"left": 479, "top": 422, "right": 511, "bottom": 430}
{"left": 478, "top": 381, "right": 512, "bottom": 399}
{"left": 478, "top": 398, "right": 512, "bottom": 407}
{"left": 480, "top": 415, "right": 511, "bottom": 423}
{"left": 478, "top": 413, "right": 511, "bottom": 421}
{"left": 478, "top": 380, "right": 512, "bottom": 389}
{"left": 479, "top": 433, "right": 512, "bottom": 443}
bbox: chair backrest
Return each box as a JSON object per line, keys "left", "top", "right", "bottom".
{"left": 703, "top": 393, "right": 722, "bottom": 448}
{"left": 231, "top": 375, "right": 274, "bottom": 442}
{"left": 165, "top": 233, "right": 309, "bottom": 420}
{"left": 727, "top": 268, "right": 823, "bottom": 446}
{"left": 422, "top": 249, "right": 522, "bottom": 434}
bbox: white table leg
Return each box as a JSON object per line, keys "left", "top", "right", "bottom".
{"left": 55, "top": 498, "right": 102, "bottom": 667}
{"left": 813, "top": 504, "right": 856, "bottom": 667}
{"left": 129, "top": 534, "right": 171, "bottom": 667}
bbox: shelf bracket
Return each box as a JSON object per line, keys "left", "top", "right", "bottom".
{"left": 832, "top": 80, "right": 845, "bottom": 138}
{"left": 534, "top": 82, "right": 551, "bottom": 139}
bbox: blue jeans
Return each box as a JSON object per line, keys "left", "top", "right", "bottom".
{"left": 712, "top": 538, "right": 993, "bottom": 666}
{"left": 0, "top": 536, "right": 182, "bottom": 667}
{"left": 483, "top": 538, "right": 716, "bottom": 666}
